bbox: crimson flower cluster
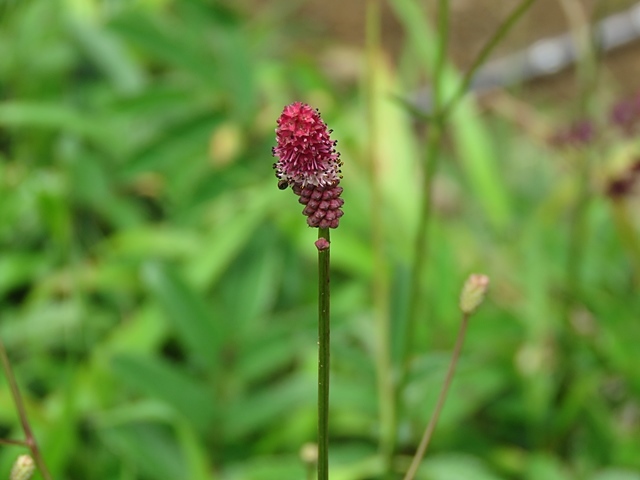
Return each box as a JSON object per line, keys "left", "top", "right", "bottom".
{"left": 272, "top": 102, "right": 344, "bottom": 228}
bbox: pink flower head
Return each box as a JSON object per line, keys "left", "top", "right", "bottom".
{"left": 272, "top": 102, "right": 344, "bottom": 229}
{"left": 272, "top": 102, "right": 342, "bottom": 188}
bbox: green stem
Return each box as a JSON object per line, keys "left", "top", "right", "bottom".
{"left": 432, "top": 0, "right": 450, "bottom": 111}
{"left": 402, "top": 118, "right": 444, "bottom": 381}
{"left": 0, "top": 337, "right": 53, "bottom": 480}
{"left": 565, "top": 160, "right": 590, "bottom": 307}
{"left": 400, "top": 0, "right": 450, "bottom": 404}
{"left": 559, "top": 0, "right": 598, "bottom": 115}
{"left": 403, "top": 314, "right": 470, "bottom": 480}
{"left": 0, "top": 438, "right": 28, "bottom": 447}
{"left": 397, "top": 0, "right": 535, "bottom": 473}
{"left": 365, "top": 1, "right": 396, "bottom": 476}
{"left": 441, "top": 0, "right": 537, "bottom": 118}
{"left": 610, "top": 200, "right": 640, "bottom": 285}
{"left": 401, "top": 0, "right": 537, "bottom": 379}
{"left": 561, "top": 1, "right": 596, "bottom": 305}
{"left": 317, "top": 227, "right": 331, "bottom": 480}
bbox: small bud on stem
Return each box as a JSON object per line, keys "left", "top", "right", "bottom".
{"left": 459, "top": 274, "right": 490, "bottom": 315}
{"left": 10, "top": 455, "right": 35, "bottom": 480}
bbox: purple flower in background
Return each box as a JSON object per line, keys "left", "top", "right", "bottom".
{"left": 605, "top": 158, "right": 640, "bottom": 200}
{"left": 549, "top": 119, "right": 595, "bottom": 149}
{"left": 609, "top": 93, "right": 640, "bottom": 136}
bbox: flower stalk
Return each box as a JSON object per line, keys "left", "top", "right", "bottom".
{"left": 272, "top": 102, "right": 343, "bottom": 480}
{"left": 0, "top": 338, "right": 53, "bottom": 480}
{"left": 317, "top": 227, "right": 331, "bottom": 480}
{"left": 403, "top": 274, "right": 489, "bottom": 480}
{"left": 399, "top": 4, "right": 537, "bottom": 470}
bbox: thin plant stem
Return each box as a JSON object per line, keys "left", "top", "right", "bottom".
{"left": 365, "top": 0, "right": 395, "bottom": 476}
{"left": 397, "top": 0, "right": 535, "bottom": 474}
{"left": 0, "top": 438, "right": 28, "bottom": 447}
{"left": 317, "top": 227, "right": 331, "bottom": 480}
{"left": 564, "top": 154, "right": 591, "bottom": 309}
{"left": 432, "top": 0, "right": 450, "bottom": 110}
{"left": 0, "top": 337, "right": 53, "bottom": 480}
{"left": 401, "top": 0, "right": 449, "bottom": 394}
{"left": 399, "top": 2, "right": 450, "bottom": 460}
{"left": 561, "top": 0, "right": 597, "bottom": 314}
{"left": 402, "top": 119, "right": 443, "bottom": 377}
{"left": 401, "top": 0, "right": 537, "bottom": 378}
{"left": 403, "top": 314, "right": 470, "bottom": 480}
{"left": 441, "top": 0, "right": 537, "bottom": 119}
{"left": 610, "top": 199, "right": 640, "bottom": 286}
{"left": 559, "top": 0, "right": 599, "bottom": 113}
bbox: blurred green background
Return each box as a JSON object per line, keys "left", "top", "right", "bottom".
{"left": 1, "top": 0, "right": 639, "bottom": 479}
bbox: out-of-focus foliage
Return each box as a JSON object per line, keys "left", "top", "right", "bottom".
{"left": 0, "top": 0, "right": 639, "bottom": 479}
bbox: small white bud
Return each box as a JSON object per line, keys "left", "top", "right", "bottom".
{"left": 10, "top": 455, "right": 35, "bottom": 480}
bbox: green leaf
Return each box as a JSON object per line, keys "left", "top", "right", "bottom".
{"left": 121, "top": 111, "right": 221, "bottom": 176}
{"left": 420, "top": 453, "right": 504, "bottom": 480}
{"left": 407, "top": 355, "right": 507, "bottom": 430}
{"left": 68, "top": 15, "right": 145, "bottom": 94}
{"left": 109, "top": 11, "right": 218, "bottom": 85}
{"left": 100, "top": 423, "right": 189, "bottom": 480}
{"left": 142, "top": 262, "right": 221, "bottom": 370}
{"left": 224, "top": 376, "right": 313, "bottom": 440}
{"left": 0, "top": 102, "right": 115, "bottom": 147}
{"left": 175, "top": 419, "right": 217, "bottom": 480}
{"left": 525, "top": 454, "right": 573, "bottom": 480}
{"left": 591, "top": 470, "right": 640, "bottom": 480}
{"left": 186, "top": 186, "right": 276, "bottom": 289}
{"left": 388, "top": 0, "right": 511, "bottom": 230}
{"left": 0, "top": 252, "right": 47, "bottom": 296}
{"left": 107, "top": 227, "right": 200, "bottom": 260}
{"left": 225, "top": 454, "right": 305, "bottom": 480}
{"left": 111, "top": 354, "right": 215, "bottom": 431}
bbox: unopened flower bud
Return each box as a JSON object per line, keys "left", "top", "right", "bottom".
{"left": 315, "top": 237, "right": 330, "bottom": 251}
{"left": 459, "top": 274, "right": 490, "bottom": 315}
{"left": 10, "top": 455, "right": 35, "bottom": 480}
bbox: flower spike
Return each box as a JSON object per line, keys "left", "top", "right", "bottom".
{"left": 272, "top": 102, "right": 344, "bottom": 228}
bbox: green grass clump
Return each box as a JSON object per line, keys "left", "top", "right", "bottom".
{"left": 1, "top": 1, "right": 639, "bottom": 479}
